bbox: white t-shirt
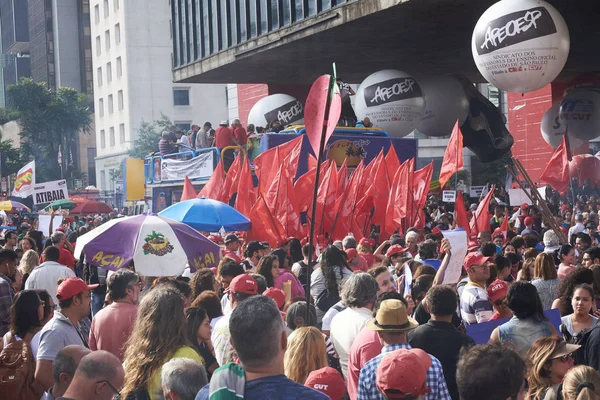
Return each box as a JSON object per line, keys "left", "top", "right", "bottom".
{"left": 25, "top": 261, "right": 76, "bottom": 304}
{"left": 321, "top": 301, "right": 346, "bottom": 332}
{"left": 330, "top": 307, "right": 373, "bottom": 379}
{"left": 177, "top": 135, "right": 190, "bottom": 148}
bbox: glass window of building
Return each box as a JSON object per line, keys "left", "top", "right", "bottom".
{"left": 100, "top": 130, "right": 106, "bottom": 148}
{"left": 173, "top": 88, "right": 190, "bottom": 106}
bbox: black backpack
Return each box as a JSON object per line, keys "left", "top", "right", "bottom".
{"left": 296, "top": 261, "right": 316, "bottom": 293}
{"left": 561, "top": 319, "right": 600, "bottom": 365}
{"left": 316, "top": 288, "right": 340, "bottom": 313}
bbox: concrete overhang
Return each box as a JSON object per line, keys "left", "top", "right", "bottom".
{"left": 173, "top": 0, "right": 600, "bottom": 84}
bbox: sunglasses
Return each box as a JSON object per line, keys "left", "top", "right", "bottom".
{"left": 557, "top": 353, "right": 574, "bottom": 363}
{"left": 97, "top": 380, "right": 121, "bottom": 400}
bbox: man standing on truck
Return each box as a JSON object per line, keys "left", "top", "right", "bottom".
{"left": 215, "top": 120, "right": 239, "bottom": 170}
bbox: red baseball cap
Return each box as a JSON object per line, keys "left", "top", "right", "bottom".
{"left": 304, "top": 367, "right": 346, "bottom": 400}
{"left": 263, "top": 287, "right": 286, "bottom": 309}
{"left": 464, "top": 252, "right": 493, "bottom": 272}
{"left": 520, "top": 203, "right": 529, "bottom": 211}
{"left": 56, "top": 278, "right": 98, "bottom": 301}
{"left": 376, "top": 348, "right": 432, "bottom": 399}
{"left": 524, "top": 217, "right": 534, "bottom": 226}
{"left": 487, "top": 279, "right": 509, "bottom": 304}
{"left": 385, "top": 244, "right": 407, "bottom": 259}
{"left": 345, "top": 248, "right": 358, "bottom": 260}
{"left": 226, "top": 274, "right": 258, "bottom": 295}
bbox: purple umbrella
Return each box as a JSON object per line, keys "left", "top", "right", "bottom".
{"left": 78, "top": 214, "right": 220, "bottom": 276}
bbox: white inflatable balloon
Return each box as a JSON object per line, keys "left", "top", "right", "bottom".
{"left": 471, "top": 0, "right": 570, "bottom": 93}
{"left": 354, "top": 69, "right": 425, "bottom": 138}
{"left": 541, "top": 103, "right": 585, "bottom": 149}
{"left": 559, "top": 88, "right": 600, "bottom": 142}
{"left": 247, "top": 94, "right": 304, "bottom": 128}
{"left": 416, "top": 75, "right": 470, "bottom": 137}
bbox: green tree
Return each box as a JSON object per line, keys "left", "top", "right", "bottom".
{"left": 5, "top": 78, "right": 92, "bottom": 183}
{"left": 129, "top": 114, "right": 173, "bottom": 159}
{"left": 0, "top": 139, "right": 25, "bottom": 175}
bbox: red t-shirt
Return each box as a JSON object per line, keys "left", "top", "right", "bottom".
{"left": 215, "top": 126, "right": 235, "bottom": 149}
{"left": 58, "top": 247, "right": 75, "bottom": 269}
{"left": 489, "top": 312, "right": 501, "bottom": 321}
{"left": 222, "top": 249, "right": 242, "bottom": 263}
{"left": 234, "top": 127, "right": 247, "bottom": 146}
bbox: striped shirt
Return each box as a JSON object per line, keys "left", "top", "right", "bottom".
{"left": 357, "top": 343, "right": 451, "bottom": 400}
{"left": 459, "top": 282, "right": 493, "bottom": 325}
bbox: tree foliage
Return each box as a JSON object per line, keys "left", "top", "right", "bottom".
{"left": 0, "top": 139, "right": 25, "bottom": 175}
{"left": 5, "top": 78, "right": 92, "bottom": 183}
{"left": 129, "top": 114, "right": 173, "bottom": 159}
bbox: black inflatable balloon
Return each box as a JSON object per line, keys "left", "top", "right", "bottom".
{"left": 458, "top": 77, "right": 514, "bottom": 163}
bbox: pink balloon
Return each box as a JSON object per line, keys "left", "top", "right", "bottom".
{"left": 304, "top": 75, "right": 342, "bottom": 158}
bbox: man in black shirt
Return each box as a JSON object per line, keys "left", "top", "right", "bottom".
{"left": 408, "top": 285, "right": 474, "bottom": 400}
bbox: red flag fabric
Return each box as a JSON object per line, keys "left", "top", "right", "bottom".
{"left": 384, "top": 160, "right": 409, "bottom": 237}
{"left": 365, "top": 150, "right": 390, "bottom": 229}
{"left": 337, "top": 158, "right": 349, "bottom": 194}
{"left": 331, "top": 161, "right": 365, "bottom": 240}
{"left": 247, "top": 194, "right": 286, "bottom": 248}
{"left": 198, "top": 158, "right": 226, "bottom": 201}
{"left": 313, "top": 162, "right": 338, "bottom": 235}
{"left": 294, "top": 166, "right": 317, "bottom": 213}
{"left": 307, "top": 153, "right": 317, "bottom": 171}
{"left": 304, "top": 75, "right": 342, "bottom": 158}
{"left": 410, "top": 162, "right": 434, "bottom": 228}
{"left": 470, "top": 185, "right": 496, "bottom": 235}
{"left": 385, "top": 143, "right": 400, "bottom": 186}
{"left": 180, "top": 177, "right": 197, "bottom": 201}
{"left": 438, "top": 120, "right": 464, "bottom": 188}
{"left": 540, "top": 135, "right": 570, "bottom": 194}
{"left": 223, "top": 153, "right": 242, "bottom": 202}
{"left": 265, "top": 165, "right": 304, "bottom": 239}
{"left": 234, "top": 155, "right": 256, "bottom": 218}
{"left": 396, "top": 158, "right": 415, "bottom": 233}
{"left": 454, "top": 191, "right": 471, "bottom": 237}
{"left": 499, "top": 210, "right": 509, "bottom": 240}
{"left": 254, "top": 136, "right": 303, "bottom": 194}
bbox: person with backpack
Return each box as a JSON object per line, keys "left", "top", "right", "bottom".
{"left": 0, "top": 290, "right": 46, "bottom": 400}
{"left": 310, "top": 246, "right": 353, "bottom": 325}
{"left": 292, "top": 244, "right": 317, "bottom": 293}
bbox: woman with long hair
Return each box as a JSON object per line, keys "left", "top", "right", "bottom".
{"left": 560, "top": 284, "right": 598, "bottom": 338}
{"left": 552, "top": 268, "right": 595, "bottom": 316}
{"left": 490, "top": 281, "right": 557, "bottom": 356}
{"left": 1, "top": 290, "right": 44, "bottom": 352}
{"left": 310, "top": 246, "right": 353, "bottom": 323}
{"left": 526, "top": 337, "right": 579, "bottom": 400}
{"left": 532, "top": 253, "right": 562, "bottom": 311}
{"left": 189, "top": 268, "right": 218, "bottom": 300}
{"left": 562, "top": 365, "right": 600, "bottom": 400}
{"left": 185, "top": 307, "right": 218, "bottom": 378}
{"left": 19, "top": 249, "right": 39, "bottom": 289}
{"left": 557, "top": 245, "right": 578, "bottom": 280}
{"left": 122, "top": 287, "right": 202, "bottom": 399}
{"left": 257, "top": 254, "right": 304, "bottom": 298}
{"left": 289, "top": 238, "right": 303, "bottom": 264}
{"left": 284, "top": 327, "right": 328, "bottom": 384}
{"left": 517, "top": 258, "right": 536, "bottom": 282}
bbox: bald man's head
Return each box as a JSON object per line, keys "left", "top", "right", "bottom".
{"left": 76, "top": 350, "right": 123, "bottom": 381}
{"left": 65, "top": 350, "right": 125, "bottom": 400}
{"left": 53, "top": 345, "right": 92, "bottom": 387}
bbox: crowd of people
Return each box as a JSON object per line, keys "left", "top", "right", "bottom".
{"left": 5, "top": 193, "right": 600, "bottom": 400}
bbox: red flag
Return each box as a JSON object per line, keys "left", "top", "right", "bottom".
{"left": 331, "top": 161, "right": 366, "bottom": 240}
{"left": 337, "top": 158, "right": 349, "bottom": 194}
{"left": 365, "top": 150, "right": 390, "bottom": 228}
{"left": 180, "top": 177, "right": 197, "bottom": 201}
{"left": 307, "top": 153, "right": 317, "bottom": 171}
{"left": 222, "top": 153, "right": 242, "bottom": 202}
{"left": 396, "top": 158, "right": 415, "bottom": 233}
{"left": 540, "top": 135, "right": 570, "bottom": 194}
{"left": 438, "top": 120, "right": 464, "bottom": 188}
{"left": 234, "top": 155, "right": 256, "bottom": 217}
{"left": 198, "top": 158, "right": 226, "bottom": 201}
{"left": 384, "top": 160, "right": 409, "bottom": 237}
{"left": 265, "top": 165, "right": 304, "bottom": 238}
{"left": 385, "top": 143, "right": 400, "bottom": 186}
{"left": 455, "top": 191, "right": 471, "bottom": 237}
{"left": 247, "top": 195, "right": 286, "bottom": 248}
{"left": 410, "top": 162, "right": 433, "bottom": 228}
{"left": 304, "top": 75, "right": 342, "bottom": 158}
{"left": 254, "top": 136, "right": 303, "bottom": 194}
{"left": 499, "top": 211, "right": 509, "bottom": 240}
{"left": 470, "top": 185, "right": 496, "bottom": 235}
{"left": 312, "top": 162, "right": 338, "bottom": 235}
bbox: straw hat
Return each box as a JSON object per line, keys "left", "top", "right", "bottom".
{"left": 366, "top": 299, "right": 419, "bottom": 332}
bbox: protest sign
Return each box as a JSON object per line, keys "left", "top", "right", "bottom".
{"left": 440, "top": 228, "right": 468, "bottom": 285}
{"left": 32, "top": 180, "right": 69, "bottom": 205}
{"left": 442, "top": 190, "right": 456, "bottom": 203}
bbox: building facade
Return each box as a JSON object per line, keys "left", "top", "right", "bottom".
{"left": 90, "top": 0, "right": 228, "bottom": 202}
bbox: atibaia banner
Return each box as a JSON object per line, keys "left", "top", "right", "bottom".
{"left": 160, "top": 152, "right": 213, "bottom": 182}
{"left": 32, "top": 179, "right": 69, "bottom": 205}
{"left": 12, "top": 161, "right": 36, "bottom": 198}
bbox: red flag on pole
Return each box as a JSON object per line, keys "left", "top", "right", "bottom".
{"left": 410, "top": 162, "right": 433, "bottom": 228}
{"left": 499, "top": 211, "right": 509, "bottom": 240}
{"left": 331, "top": 161, "right": 366, "bottom": 240}
{"left": 304, "top": 75, "right": 342, "bottom": 158}
{"left": 234, "top": 155, "right": 256, "bottom": 218}
{"left": 180, "top": 177, "right": 197, "bottom": 201}
{"left": 266, "top": 164, "right": 304, "bottom": 238}
{"left": 384, "top": 160, "right": 409, "bottom": 237}
{"left": 470, "top": 184, "right": 496, "bottom": 235}
{"left": 385, "top": 143, "right": 400, "bottom": 186}
{"left": 438, "top": 120, "right": 464, "bottom": 188}
{"left": 540, "top": 135, "right": 570, "bottom": 195}
{"left": 247, "top": 194, "right": 286, "bottom": 248}
{"left": 198, "top": 158, "right": 226, "bottom": 201}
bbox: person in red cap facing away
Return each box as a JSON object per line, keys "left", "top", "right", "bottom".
{"left": 305, "top": 366, "right": 347, "bottom": 400}
{"left": 459, "top": 253, "right": 494, "bottom": 325}
{"left": 212, "top": 274, "right": 258, "bottom": 366}
{"left": 376, "top": 348, "right": 432, "bottom": 400}
{"left": 358, "top": 238, "right": 377, "bottom": 269}
{"left": 343, "top": 236, "right": 369, "bottom": 273}
{"left": 35, "top": 277, "right": 97, "bottom": 391}
{"left": 521, "top": 216, "right": 538, "bottom": 237}
{"left": 222, "top": 234, "right": 242, "bottom": 263}
{"left": 486, "top": 279, "right": 512, "bottom": 321}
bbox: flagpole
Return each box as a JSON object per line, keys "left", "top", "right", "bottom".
{"left": 305, "top": 74, "right": 336, "bottom": 321}
{"left": 564, "top": 128, "right": 576, "bottom": 208}
{"left": 454, "top": 119, "right": 459, "bottom": 192}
